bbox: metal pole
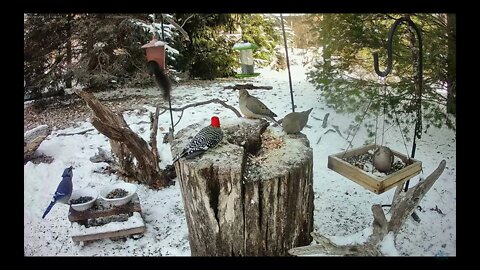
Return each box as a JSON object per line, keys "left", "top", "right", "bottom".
{"left": 280, "top": 13, "right": 295, "bottom": 112}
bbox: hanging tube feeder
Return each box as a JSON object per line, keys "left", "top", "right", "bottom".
{"left": 327, "top": 17, "right": 424, "bottom": 195}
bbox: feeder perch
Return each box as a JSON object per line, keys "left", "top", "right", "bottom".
{"left": 233, "top": 42, "right": 260, "bottom": 78}
{"left": 141, "top": 38, "right": 166, "bottom": 70}
{"left": 327, "top": 144, "right": 422, "bottom": 194}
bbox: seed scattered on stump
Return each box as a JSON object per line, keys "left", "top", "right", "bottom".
{"left": 70, "top": 196, "right": 94, "bottom": 204}
{"left": 106, "top": 188, "right": 128, "bottom": 199}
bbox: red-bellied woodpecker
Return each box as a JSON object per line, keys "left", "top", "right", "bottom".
{"left": 239, "top": 89, "right": 279, "bottom": 124}
{"left": 282, "top": 108, "right": 313, "bottom": 134}
{"left": 172, "top": 116, "right": 223, "bottom": 163}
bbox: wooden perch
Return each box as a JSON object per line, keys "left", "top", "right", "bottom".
{"left": 224, "top": 84, "right": 273, "bottom": 90}
{"left": 56, "top": 128, "right": 95, "bottom": 137}
{"left": 24, "top": 125, "right": 51, "bottom": 161}
{"left": 288, "top": 160, "right": 446, "bottom": 256}
{"left": 172, "top": 118, "right": 314, "bottom": 256}
{"left": 75, "top": 89, "right": 171, "bottom": 189}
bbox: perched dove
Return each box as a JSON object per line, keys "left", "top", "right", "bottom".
{"left": 373, "top": 146, "right": 394, "bottom": 172}
{"left": 282, "top": 108, "right": 313, "bottom": 134}
{"left": 239, "top": 89, "right": 278, "bottom": 124}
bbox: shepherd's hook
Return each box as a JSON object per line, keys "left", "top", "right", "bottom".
{"left": 372, "top": 16, "right": 423, "bottom": 191}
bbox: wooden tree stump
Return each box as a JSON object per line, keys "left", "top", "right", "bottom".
{"left": 171, "top": 118, "right": 314, "bottom": 256}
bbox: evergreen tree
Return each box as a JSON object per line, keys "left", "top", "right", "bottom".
{"left": 306, "top": 13, "right": 455, "bottom": 140}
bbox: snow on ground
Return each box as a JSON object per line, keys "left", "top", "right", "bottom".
{"left": 24, "top": 48, "right": 456, "bottom": 256}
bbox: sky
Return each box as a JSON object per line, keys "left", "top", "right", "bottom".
{"left": 24, "top": 48, "right": 456, "bottom": 256}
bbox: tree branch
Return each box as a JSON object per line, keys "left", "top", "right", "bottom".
{"left": 159, "top": 98, "right": 242, "bottom": 118}
{"left": 56, "top": 128, "right": 95, "bottom": 137}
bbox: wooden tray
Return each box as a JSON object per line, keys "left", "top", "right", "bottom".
{"left": 68, "top": 194, "right": 146, "bottom": 243}
{"left": 327, "top": 144, "right": 422, "bottom": 194}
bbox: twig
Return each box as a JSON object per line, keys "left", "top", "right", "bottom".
{"left": 322, "top": 113, "right": 330, "bottom": 128}
{"left": 180, "top": 14, "right": 195, "bottom": 28}
{"left": 173, "top": 110, "right": 184, "bottom": 128}
{"left": 161, "top": 14, "right": 190, "bottom": 41}
{"left": 158, "top": 98, "right": 242, "bottom": 117}
{"left": 332, "top": 125, "right": 344, "bottom": 138}
{"left": 316, "top": 136, "right": 322, "bottom": 145}
{"left": 56, "top": 128, "right": 95, "bottom": 137}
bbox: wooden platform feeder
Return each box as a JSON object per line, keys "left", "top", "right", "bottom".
{"left": 68, "top": 194, "right": 146, "bottom": 244}
{"left": 141, "top": 38, "right": 166, "bottom": 70}
{"left": 327, "top": 144, "right": 422, "bottom": 194}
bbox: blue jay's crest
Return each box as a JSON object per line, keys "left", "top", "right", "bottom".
{"left": 42, "top": 166, "right": 74, "bottom": 219}
{"left": 62, "top": 166, "right": 73, "bottom": 178}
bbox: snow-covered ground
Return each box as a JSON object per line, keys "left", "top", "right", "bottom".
{"left": 24, "top": 48, "right": 456, "bottom": 256}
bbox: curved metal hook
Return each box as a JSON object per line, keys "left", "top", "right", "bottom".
{"left": 373, "top": 17, "right": 423, "bottom": 81}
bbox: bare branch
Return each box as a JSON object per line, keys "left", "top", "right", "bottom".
{"left": 56, "top": 128, "right": 95, "bottom": 137}
{"left": 159, "top": 98, "right": 242, "bottom": 118}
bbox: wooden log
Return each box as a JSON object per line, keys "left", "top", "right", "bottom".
{"left": 288, "top": 160, "right": 446, "bottom": 256}
{"left": 24, "top": 125, "right": 51, "bottom": 161}
{"left": 171, "top": 118, "right": 314, "bottom": 256}
{"left": 75, "top": 90, "right": 170, "bottom": 188}
{"left": 388, "top": 160, "right": 446, "bottom": 234}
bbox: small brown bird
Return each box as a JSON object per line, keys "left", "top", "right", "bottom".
{"left": 373, "top": 146, "right": 394, "bottom": 172}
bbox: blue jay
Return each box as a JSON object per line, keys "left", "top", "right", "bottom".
{"left": 42, "top": 166, "right": 74, "bottom": 219}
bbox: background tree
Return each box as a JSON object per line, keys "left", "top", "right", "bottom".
{"left": 306, "top": 13, "right": 456, "bottom": 141}
{"left": 237, "top": 14, "right": 282, "bottom": 67}
{"left": 24, "top": 13, "right": 283, "bottom": 93}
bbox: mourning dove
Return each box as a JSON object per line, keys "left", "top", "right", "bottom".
{"left": 282, "top": 108, "right": 313, "bottom": 134}
{"left": 239, "top": 89, "right": 278, "bottom": 124}
{"left": 373, "top": 146, "right": 394, "bottom": 172}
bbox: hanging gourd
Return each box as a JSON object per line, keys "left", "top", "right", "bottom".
{"left": 327, "top": 17, "right": 424, "bottom": 195}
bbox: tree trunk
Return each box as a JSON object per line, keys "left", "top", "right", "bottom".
{"left": 75, "top": 89, "right": 171, "bottom": 189}
{"left": 172, "top": 118, "right": 314, "bottom": 256}
{"left": 66, "top": 13, "right": 73, "bottom": 89}
{"left": 446, "top": 13, "right": 456, "bottom": 116}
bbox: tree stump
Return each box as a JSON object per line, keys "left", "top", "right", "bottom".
{"left": 171, "top": 118, "right": 314, "bottom": 256}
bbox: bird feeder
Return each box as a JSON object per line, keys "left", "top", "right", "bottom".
{"left": 233, "top": 42, "right": 259, "bottom": 77}
{"left": 327, "top": 17, "right": 425, "bottom": 195}
{"left": 141, "top": 38, "right": 166, "bottom": 70}
{"left": 328, "top": 144, "right": 422, "bottom": 194}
